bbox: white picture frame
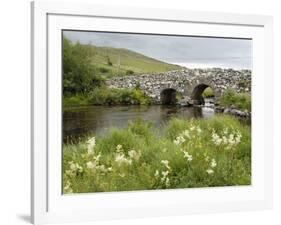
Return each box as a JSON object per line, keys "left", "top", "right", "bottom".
{"left": 31, "top": 1, "right": 273, "bottom": 224}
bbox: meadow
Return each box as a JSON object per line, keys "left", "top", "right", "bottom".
{"left": 63, "top": 115, "right": 251, "bottom": 194}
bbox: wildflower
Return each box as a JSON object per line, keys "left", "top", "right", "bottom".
{"left": 69, "top": 161, "right": 83, "bottom": 173}
{"left": 64, "top": 180, "right": 73, "bottom": 193}
{"left": 115, "top": 153, "right": 132, "bottom": 166}
{"left": 212, "top": 132, "right": 222, "bottom": 146}
{"left": 86, "top": 161, "right": 96, "bottom": 169}
{"left": 161, "top": 160, "right": 171, "bottom": 170}
{"left": 174, "top": 135, "right": 185, "bottom": 146}
{"left": 182, "top": 130, "right": 190, "bottom": 138}
{"left": 96, "top": 165, "right": 107, "bottom": 173}
{"left": 116, "top": 144, "right": 123, "bottom": 153}
{"left": 206, "top": 169, "right": 214, "bottom": 175}
{"left": 65, "top": 169, "right": 75, "bottom": 177}
{"left": 154, "top": 170, "right": 159, "bottom": 177}
{"left": 86, "top": 137, "right": 96, "bottom": 155}
{"left": 128, "top": 149, "right": 141, "bottom": 161}
{"left": 93, "top": 153, "right": 101, "bottom": 162}
{"left": 197, "top": 127, "right": 202, "bottom": 134}
{"left": 107, "top": 167, "right": 113, "bottom": 172}
{"left": 183, "top": 151, "right": 193, "bottom": 161}
{"left": 161, "top": 170, "right": 170, "bottom": 183}
{"left": 162, "top": 170, "right": 169, "bottom": 177}
{"left": 210, "top": 158, "right": 217, "bottom": 168}
{"left": 165, "top": 177, "right": 170, "bottom": 187}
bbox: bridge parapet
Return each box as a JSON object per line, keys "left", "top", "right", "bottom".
{"left": 106, "top": 68, "right": 251, "bottom": 104}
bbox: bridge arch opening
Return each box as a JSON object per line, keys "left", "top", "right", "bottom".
{"left": 160, "top": 88, "right": 177, "bottom": 105}
{"left": 191, "top": 84, "right": 214, "bottom": 105}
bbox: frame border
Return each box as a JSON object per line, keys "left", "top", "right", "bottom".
{"left": 31, "top": 1, "right": 273, "bottom": 224}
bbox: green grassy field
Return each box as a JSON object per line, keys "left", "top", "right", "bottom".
{"left": 63, "top": 115, "right": 251, "bottom": 194}
{"left": 88, "top": 45, "right": 182, "bottom": 77}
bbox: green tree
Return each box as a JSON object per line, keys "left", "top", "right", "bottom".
{"left": 63, "top": 37, "right": 104, "bottom": 96}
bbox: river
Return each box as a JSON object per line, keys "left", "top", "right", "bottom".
{"left": 63, "top": 101, "right": 216, "bottom": 143}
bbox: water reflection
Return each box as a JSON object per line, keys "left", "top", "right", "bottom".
{"left": 63, "top": 105, "right": 215, "bottom": 143}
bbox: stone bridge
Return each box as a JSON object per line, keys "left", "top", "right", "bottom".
{"left": 106, "top": 68, "right": 251, "bottom": 105}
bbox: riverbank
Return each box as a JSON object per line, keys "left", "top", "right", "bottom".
{"left": 63, "top": 115, "right": 251, "bottom": 193}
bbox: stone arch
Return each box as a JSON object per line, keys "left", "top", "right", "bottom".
{"left": 160, "top": 88, "right": 177, "bottom": 105}
{"left": 191, "top": 83, "right": 215, "bottom": 105}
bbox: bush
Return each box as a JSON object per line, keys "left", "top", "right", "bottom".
{"left": 63, "top": 94, "right": 90, "bottom": 107}
{"left": 63, "top": 37, "right": 104, "bottom": 95}
{"left": 220, "top": 89, "right": 251, "bottom": 112}
{"left": 99, "top": 67, "right": 109, "bottom": 73}
{"left": 63, "top": 116, "right": 251, "bottom": 193}
{"left": 126, "top": 70, "right": 134, "bottom": 75}
{"left": 87, "top": 87, "right": 151, "bottom": 106}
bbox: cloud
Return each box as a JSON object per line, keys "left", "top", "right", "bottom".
{"left": 63, "top": 30, "right": 252, "bottom": 70}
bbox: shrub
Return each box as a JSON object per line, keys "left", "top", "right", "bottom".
{"left": 99, "top": 67, "right": 109, "bottom": 73}
{"left": 126, "top": 70, "right": 134, "bottom": 75}
{"left": 87, "top": 87, "right": 151, "bottom": 106}
{"left": 220, "top": 89, "right": 251, "bottom": 112}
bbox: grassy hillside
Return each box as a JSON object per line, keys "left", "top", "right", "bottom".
{"left": 63, "top": 37, "right": 183, "bottom": 98}
{"left": 67, "top": 41, "right": 182, "bottom": 78}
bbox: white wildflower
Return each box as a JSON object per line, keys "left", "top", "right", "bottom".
{"left": 69, "top": 161, "right": 83, "bottom": 173}
{"left": 107, "top": 167, "right": 113, "bottom": 172}
{"left": 174, "top": 135, "right": 185, "bottom": 146}
{"left": 197, "top": 127, "right": 202, "bottom": 134}
{"left": 93, "top": 153, "right": 101, "bottom": 162}
{"left": 154, "top": 170, "right": 159, "bottom": 177}
{"left": 64, "top": 180, "right": 73, "bottom": 193}
{"left": 212, "top": 132, "right": 222, "bottom": 146}
{"left": 162, "top": 170, "right": 169, "bottom": 177}
{"left": 183, "top": 151, "right": 193, "bottom": 161}
{"left": 96, "top": 165, "right": 107, "bottom": 173}
{"left": 115, "top": 153, "right": 132, "bottom": 166}
{"left": 128, "top": 149, "right": 141, "bottom": 161}
{"left": 165, "top": 177, "right": 170, "bottom": 187}
{"left": 161, "top": 160, "right": 171, "bottom": 170}
{"left": 182, "top": 130, "right": 190, "bottom": 138}
{"left": 86, "top": 137, "right": 96, "bottom": 155}
{"left": 206, "top": 169, "right": 214, "bottom": 175}
{"left": 161, "top": 170, "right": 169, "bottom": 183}
{"left": 210, "top": 158, "right": 217, "bottom": 168}
{"left": 86, "top": 161, "right": 96, "bottom": 169}
{"left": 116, "top": 144, "right": 123, "bottom": 153}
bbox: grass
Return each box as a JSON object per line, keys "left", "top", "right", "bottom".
{"left": 63, "top": 87, "right": 152, "bottom": 107}
{"left": 89, "top": 45, "right": 183, "bottom": 78}
{"left": 220, "top": 89, "right": 251, "bottom": 112}
{"left": 64, "top": 37, "right": 183, "bottom": 78}
{"left": 63, "top": 116, "right": 251, "bottom": 194}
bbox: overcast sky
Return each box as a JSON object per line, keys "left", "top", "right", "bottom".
{"left": 63, "top": 30, "right": 252, "bottom": 70}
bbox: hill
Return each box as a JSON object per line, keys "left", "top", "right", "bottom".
{"left": 72, "top": 42, "right": 182, "bottom": 78}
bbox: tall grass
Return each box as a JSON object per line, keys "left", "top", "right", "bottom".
{"left": 63, "top": 116, "right": 251, "bottom": 193}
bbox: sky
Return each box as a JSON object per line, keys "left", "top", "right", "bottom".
{"left": 63, "top": 30, "right": 252, "bottom": 70}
